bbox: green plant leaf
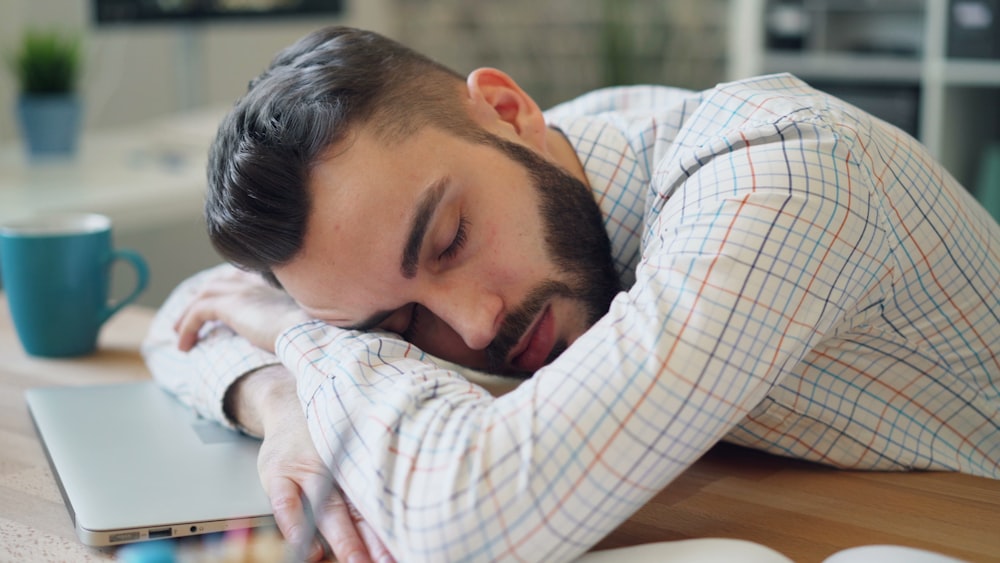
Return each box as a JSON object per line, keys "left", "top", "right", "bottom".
{"left": 7, "top": 29, "right": 81, "bottom": 94}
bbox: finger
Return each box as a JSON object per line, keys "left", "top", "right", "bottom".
{"left": 356, "top": 518, "right": 394, "bottom": 563}
{"left": 176, "top": 319, "right": 201, "bottom": 352}
{"left": 266, "top": 476, "right": 316, "bottom": 559}
{"left": 307, "top": 483, "right": 372, "bottom": 563}
{"left": 170, "top": 275, "right": 250, "bottom": 334}
{"left": 175, "top": 305, "right": 211, "bottom": 351}
{"left": 173, "top": 295, "right": 204, "bottom": 335}
{"left": 174, "top": 298, "right": 230, "bottom": 351}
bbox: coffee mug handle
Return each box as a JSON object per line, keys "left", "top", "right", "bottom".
{"left": 99, "top": 249, "right": 149, "bottom": 325}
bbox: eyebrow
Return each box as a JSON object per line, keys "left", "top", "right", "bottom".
{"left": 401, "top": 177, "right": 448, "bottom": 279}
{"left": 344, "top": 179, "right": 449, "bottom": 332}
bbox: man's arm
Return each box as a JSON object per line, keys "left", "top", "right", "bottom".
{"left": 141, "top": 264, "right": 281, "bottom": 430}
{"left": 263, "top": 120, "right": 875, "bottom": 561}
{"left": 226, "top": 366, "right": 393, "bottom": 563}
{"left": 143, "top": 267, "right": 392, "bottom": 563}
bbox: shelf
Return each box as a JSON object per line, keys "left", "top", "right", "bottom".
{"left": 942, "top": 59, "right": 1000, "bottom": 87}
{"left": 730, "top": 0, "right": 999, "bottom": 188}
{"left": 761, "top": 52, "right": 924, "bottom": 83}
{"left": 767, "top": 55, "right": 1000, "bottom": 87}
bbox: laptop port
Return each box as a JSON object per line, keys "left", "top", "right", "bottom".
{"left": 110, "top": 531, "right": 141, "bottom": 543}
{"left": 149, "top": 527, "right": 173, "bottom": 539}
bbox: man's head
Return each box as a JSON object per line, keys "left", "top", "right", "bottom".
{"left": 207, "top": 26, "right": 474, "bottom": 279}
{"left": 207, "top": 26, "right": 621, "bottom": 375}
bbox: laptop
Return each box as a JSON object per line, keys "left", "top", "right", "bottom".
{"left": 25, "top": 381, "right": 275, "bottom": 547}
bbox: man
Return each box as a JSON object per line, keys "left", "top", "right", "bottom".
{"left": 144, "top": 25, "right": 1000, "bottom": 563}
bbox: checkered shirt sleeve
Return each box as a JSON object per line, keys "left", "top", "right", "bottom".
{"left": 274, "top": 75, "right": 1000, "bottom": 561}
{"left": 144, "top": 74, "right": 1000, "bottom": 562}
{"left": 142, "top": 264, "right": 281, "bottom": 431}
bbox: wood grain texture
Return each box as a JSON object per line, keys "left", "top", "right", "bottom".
{"left": 1, "top": 295, "right": 154, "bottom": 561}
{"left": 1, "top": 295, "right": 997, "bottom": 562}
{"left": 594, "top": 443, "right": 1000, "bottom": 562}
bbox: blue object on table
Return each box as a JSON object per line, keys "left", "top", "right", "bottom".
{"left": 117, "top": 540, "right": 177, "bottom": 563}
{"left": 0, "top": 213, "right": 148, "bottom": 357}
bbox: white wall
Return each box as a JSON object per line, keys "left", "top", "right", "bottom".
{"left": 1, "top": 0, "right": 398, "bottom": 307}
{"left": 0, "top": 0, "right": 398, "bottom": 143}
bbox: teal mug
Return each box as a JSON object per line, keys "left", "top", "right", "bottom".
{"left": 0, "top": 213, "right": 148, "bottom": 357}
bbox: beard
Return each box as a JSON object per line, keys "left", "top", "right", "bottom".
{"left": 478, "top": 132, "right": 622, "bottom": 375}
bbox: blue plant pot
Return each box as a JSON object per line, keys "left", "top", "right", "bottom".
{"left": 16, "top": 94, "right": 82, "bottom": 159}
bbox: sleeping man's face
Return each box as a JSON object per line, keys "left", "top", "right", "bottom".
{"left": 272, "top": 123, "right": 621, "bottom": 376}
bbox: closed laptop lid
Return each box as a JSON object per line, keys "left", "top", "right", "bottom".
{"left": 25, "top": 381, "right": 274, "bottom": 546}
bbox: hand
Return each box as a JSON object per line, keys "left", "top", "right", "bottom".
{"left": 260, "top": 400, "right": 392, "bottom": 563}
{"left": 174, "top": 267, "right": 310, "bottom": 353}
{"left": 233, "top": 367, "right": 394, "bottom": 563}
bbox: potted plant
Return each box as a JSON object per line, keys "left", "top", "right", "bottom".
{"left": 7, "top": 29, "right": 83, "bottom": 158}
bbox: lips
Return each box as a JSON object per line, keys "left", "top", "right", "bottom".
{"left": 510, "top": 305, "right": 556, "bottom": 373}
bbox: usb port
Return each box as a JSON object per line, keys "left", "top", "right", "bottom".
{"left": 110, "top": 531, "right": 140, "bottom": 543}
{"left": 148, "top": 527, "right": 173, "bottom": 539}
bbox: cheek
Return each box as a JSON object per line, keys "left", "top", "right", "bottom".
{"left": 411, "top": 316, "right": 489, "bottom": 370}
{"left": 482, "top": 221, "right": 549, "bottom": 287}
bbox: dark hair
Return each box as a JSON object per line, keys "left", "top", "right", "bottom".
{"left": 206, "top": 26, "right": 472, "bottom": 284}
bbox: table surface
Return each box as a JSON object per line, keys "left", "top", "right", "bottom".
{"left": 1, "top": 294, "right": 998, "bottom": 562}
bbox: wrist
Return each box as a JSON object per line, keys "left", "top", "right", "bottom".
{"left": 224, "top": 364, "right": 298, "bottom": 437}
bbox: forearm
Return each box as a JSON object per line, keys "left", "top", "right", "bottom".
{"left": 278, "top": 320, "right": 747, "bottom": 562}
{"left": 271, "top": 130, "right": 876, "bottom": 561}
{"left": 141, "top": 264, "right": 281, "bottom": 429}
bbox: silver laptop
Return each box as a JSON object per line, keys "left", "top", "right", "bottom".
{"left": 25, "top": 381, "right": 275, "bottom": 547}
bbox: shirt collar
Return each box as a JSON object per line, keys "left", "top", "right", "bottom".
{"left": 548, "top": 118, "right": 646, "bottom": 289}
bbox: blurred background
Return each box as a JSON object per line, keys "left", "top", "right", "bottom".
{"left": 0, "top": 0, "right": 735, "bottom": 145}
{"left": 1, "top": 0, "right": 998, "bottom": 306}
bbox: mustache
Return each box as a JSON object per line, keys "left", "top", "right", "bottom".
{"left": 485, "top": 280, "right": 573, "bottom": 375}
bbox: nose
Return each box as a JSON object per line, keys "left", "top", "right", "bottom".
{"left": 426, "top": 282, "right": 502, "bottom": 351}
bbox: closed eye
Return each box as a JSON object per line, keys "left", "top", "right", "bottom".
{"left": 440, "top": 215, "right": 469, "bottom": 261}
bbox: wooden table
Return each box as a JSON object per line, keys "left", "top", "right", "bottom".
{"left": 1, "top": 294, "right": 157, "bottom": 561}
{"left": 1, "top": 294, "right": 998, "bottom": 562}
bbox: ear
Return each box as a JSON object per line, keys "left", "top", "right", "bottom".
{"left": 466, "top": 67, "right": 548, "bottom": 150}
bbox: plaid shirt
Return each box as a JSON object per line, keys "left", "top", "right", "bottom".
{"left": 144, "top": 74, "right": 1000, "bottom": 562}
